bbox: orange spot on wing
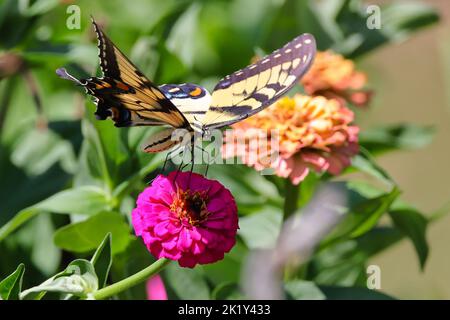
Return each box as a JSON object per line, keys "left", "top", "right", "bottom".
{"left": 96, "top": 82, "right": 112, "bottom": 89}
{"left": 190, "top": 87, "right": 202, "bottom": 97}
{"left": 116, "top": 82, "right": 130, "bottom": 91}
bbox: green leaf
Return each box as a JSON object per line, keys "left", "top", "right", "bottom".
{"left": 313, "top": 0, "right": 439, "bottom": 58}
{"left": 211, "top": 282, "right": 244, "bottom": 300}
{"left": 319, "top": 285, "right": 395, "bottom": 300}
{"left": 202, "top": 240, "right": 246, "bottom": 286}
{"left": 166, "top": 3, "right": 203, "bottom": 68}
{"left": 165, "top": 263, "right": 210, "bottom": 300}
{"left": 344, "top": 181, "right": 429, "bottom": 269}
{"left": 349, "top": 188, "right": 401, "bottom": 238}
{"left": 0, "top": 208, "right": 40, "bottom": 243}
{"left": 360, "top": 124, "right": 435, "bottom": 155}
{"left": 36, "top": 186, "right": 112, "bottom": 215}
{"left": 21, "top": 0, "right": 59, "bottom": 17}
{"left": 11, "top": 127, "right": 77, "bottom": 175}
{"left": 380, "top": 1, "right": 440, "bottom": 41}
{"left": 322, "top": 187, "right": 400, "bottom": 247}
{"left": 389, "top": 208, "right": 428, "bottom": 270}
{"left": 312, "top": 241, "right": 367, "bottom": 286}
{"left": 0, "top": 264, "right": 25, "bottom": 300}
{"left": 77, "top": 118, "right": 114, "bottom": 189}
{"left": 91, "top": 233, "right": 113, "bottom": 288}
{"left": 208, "top": 164, "right": 282, "bottom": 215}
{"left": 54, "top": 212, "right": 132, "bottom": 255}
{"left": 0, "top": 186, "right": 112, "bottom": 242}
{"left": 297, "top": 172, "right": 320, "bottom": 207}
{"left": 0, "top": 145, "right": 70, "bottom": 227}
{"left": 30, "top": 213, "right": 61, "bottom": 276}
{"left": 355, "top": 227, "right": 403, "bottom": 258}
{"left": 238, "top": 207, "right": 282, "bottom": 249}
{"left": 284, "top": 280, "right": 325, "bottom": 300}
{"left": 155, "top": 44, "right": 188, "bottom": 84}
{"left": 20, "top": 259, "right": 98, "bottom": 300}
{"left": 347, "top": 148, "right": 394, "bottom": 187}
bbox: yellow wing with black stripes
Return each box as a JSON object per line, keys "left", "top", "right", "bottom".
{"left": 202, "top": 34, "right": 316, "bottom": 130}
{"left": 58, "top": 19, "right": 190, "bottom": 129}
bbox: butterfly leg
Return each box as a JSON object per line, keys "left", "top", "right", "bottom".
{"left": 173, "top": 143, "right": 192, "bottom": 182}
{"left": 161, "top": 150, "right": 172, "bottom": 173}
{"left": 188, "top": 140, "right": 195, "bottom": 184}
{"left": 173, "top": 159, "right": 184, "bottom": 182}
{"left": 147, "top": 146, "right": 181, "bottom": 185}
{"left": 194, "top": 144, "right": 210, "bottom": 177}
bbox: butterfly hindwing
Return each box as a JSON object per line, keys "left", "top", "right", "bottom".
{"left": 203, "top": 33, "right": 316, "bottom": 129}
{"left": 87, "top": 20, "right": 190, "bottom": 129}
{"left": 159, "top": 83, "right": 212, "bottom": 132}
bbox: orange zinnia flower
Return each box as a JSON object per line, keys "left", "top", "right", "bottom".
{"left": 223, "top": 94, "right": 359, "bottom": 184}
{"left": 301, "top": 50, "right": 372, "bottom": 107}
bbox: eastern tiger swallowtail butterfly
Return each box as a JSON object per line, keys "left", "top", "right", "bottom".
{"left": 57, "top": 18, "right": 316, "bottom": 153}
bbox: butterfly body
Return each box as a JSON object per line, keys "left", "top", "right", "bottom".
{"left": 57, "top": 18, "right": 316, "bottom": 154}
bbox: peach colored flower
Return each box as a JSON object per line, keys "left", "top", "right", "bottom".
{"left": 223, "top": 94, "right": 359, "bottom": 184}
{"left": 301, "top": 50, "right": 372, "bottom": 107}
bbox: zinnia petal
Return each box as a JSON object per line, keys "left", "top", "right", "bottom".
{"left": 146, "top": 275, "right": 168, "bottom": 300}
{"left": 223, "top": 94, "right": 359, "bottom": 183}
{"left": 132, "top": 171, "right": 239, "bottom": 268}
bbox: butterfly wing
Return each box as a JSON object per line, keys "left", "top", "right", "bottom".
{"left": 159, "top": 83, "right": 211, "bottom": 132}
{"left": 202, "top": 34, "right": 316, "bottom": 130}
{"left": 60, "top": 19, "right": 191, "bottom": 129}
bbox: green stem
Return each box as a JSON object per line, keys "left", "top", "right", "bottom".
{"left": 0, "top": 77, "right": 16, "bottom": 135}
{"left": 283, "top": 180, "right": 300, "bottom": 221}
{"left": 93, "top": 258, "right": 171, "bottom": 300}
{"left": 282, "top": 180, "right": 302, "bottom": 281}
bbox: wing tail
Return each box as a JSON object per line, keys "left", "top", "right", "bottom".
{"left": 56, "top": 68, "right": 83, "bottom": 85}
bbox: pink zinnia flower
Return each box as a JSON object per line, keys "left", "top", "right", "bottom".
{"left": 132, "top": 171, "right": 239, "bottom": 268}
{"left": 146, "top": 275, "right": 168, "bottom": 300}
{"left": 223, "top": 94, "right": 359, "bottom": 184}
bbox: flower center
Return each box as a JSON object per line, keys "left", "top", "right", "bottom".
{"left": 171, "top": 188, "right": 209, "bottom": 225}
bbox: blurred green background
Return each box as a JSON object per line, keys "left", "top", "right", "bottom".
{"left": 0, "top": 0, "right": 449, "bottom": 299}
{"left": 365, "top": 0, "right": 450, "bottom": 300}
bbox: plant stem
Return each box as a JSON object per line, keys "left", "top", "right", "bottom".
{"left": 283, "top": 180, "right": 300, "bottom": 221}
{"left": 93, "top": 258, "right": 171, "bottom": 300}
{"left": 0, "top": 77, "right": 16, "bottom": 135}
{"left": 282, "top": 180, "right": 303, "bottom": 281}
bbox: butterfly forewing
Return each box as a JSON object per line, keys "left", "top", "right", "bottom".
{"left": 90, "top": 20, "right": 190, "bottom": 129}
{"left": 203, "top": 33, "right": 316, "bottom": 130}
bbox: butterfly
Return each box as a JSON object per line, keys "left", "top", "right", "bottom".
{"left": 57, "top": 18, "right": 316, "bottom": 154}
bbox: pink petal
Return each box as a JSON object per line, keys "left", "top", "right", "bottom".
{"left": 146, "top": 275, "right": 168, "bottom": 300}
{"left": 131, "top": 171, "right": 238, "bottom": 269}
